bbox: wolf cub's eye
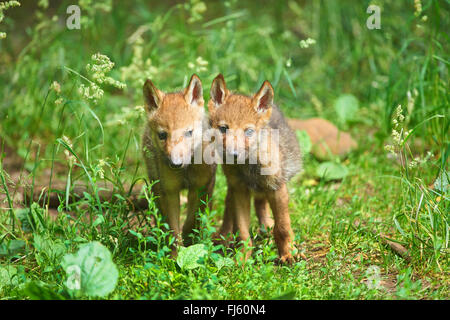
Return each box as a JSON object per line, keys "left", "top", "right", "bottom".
{"left": 218, "top": 125, "right": 228, "bottom": 134}
{"left": 184, "top": 130, "right": 193, "bottom": 138}
{"left": 245, "top": 128, "right": 255, "bottom": 137}
{"left": 158, "top": 131, "right": 167, "bottom": 140}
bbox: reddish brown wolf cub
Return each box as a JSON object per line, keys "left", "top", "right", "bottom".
{"left": 142, "top": 74, "right": 216, "bottom": 252}
{"left": 208, "top": 74, "right": 301, "bottom": 264}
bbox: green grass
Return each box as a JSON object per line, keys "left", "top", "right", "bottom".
{"left": 0, "top": 0, "right": 448, "bottom": 299}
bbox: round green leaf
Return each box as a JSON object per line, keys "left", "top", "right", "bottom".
{"left": 176, "top": 244, "right": 208, "bottom": 270}
{"left": 434, "top": 170, "right": 448, "bottom": 193}
{"left": 61, "top": 241, "right": 118, "bottom": 297}
{"left": 214, "top": 256, "right": 234, "bottom": 271}
{"left": 0, "top": 266, "right": 18, "bottom": 290}
{"left": 316, "top": 161, "right": 349, "bottom": 181}
{"left": 333, "top": 94, "right": 359, "bottom": 124}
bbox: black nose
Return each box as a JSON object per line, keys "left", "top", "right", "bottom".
{"left": 171, "top": 163, "right": 182, "bottom": 168}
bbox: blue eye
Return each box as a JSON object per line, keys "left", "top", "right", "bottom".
{"left": 218, "top": 125, "right": 228, "bottom": 134}
{"left": 185, "top": 130, "right": 193, "bottom": 138}
{"left": 158, "top": 131, "right": 167, "bottom": 140}
{"left": 245, "top": 128, "right": 255, "bottom": 137}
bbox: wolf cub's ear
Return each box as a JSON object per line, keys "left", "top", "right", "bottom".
{"left": 143, "top": 79, "right": 164, "bottom": 113}
{"left": 184, "top": 74, "right": 204, "bottom": 108}
{"left": 209, "top": 74, "right": 228, "bottom": 110}
{"left": 252, "top": 80, "right": 274, "bottom": 115}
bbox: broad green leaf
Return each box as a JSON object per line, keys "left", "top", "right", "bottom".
{"left": 316, "top": 161, "right": 349, "bottom": 181}
{"left": 15, "top": 208, "right": 33, "bottom": 233}
{"left": 15, "top": 203, "right": 48, "bottom": 234}
{"left": 333, "top": 94, "right": 359, "bottom": 124}
{"left": 214, "top": 256, "right": 234, "bottom": 271}
{"left": 73, "top": 236, "right": 88, "bottom": 243}
{"left": 0, "top": 265, "right": 18, "bottom": 290}
{"left": 176, "top": 244, "right": 208, "bottom": 270}
{"left": 92, "top": 214, "right": 105, "bottom": 228}
{"left": 22, "top": 281, "right": 65, "bottom": 300}
{"left": 295, "top": 130, "right": 312, "bottom": 154}
{"left": 0, "top": 239, "right": 26, "bottom": 257}
{"left": 434, "top": 170, "right": 448, "bottom": 193}
{"left": 272, "top": 290, "right": 296, "bottom": 300}
{"left": 61, "top": 241, "right": 118, "bottom": 297}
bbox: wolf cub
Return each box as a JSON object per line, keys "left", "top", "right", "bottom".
{"left": 142, "top": 74, "right": 216, "bottom": 252}
{"left": 208, "top": 74, "right": 301, "bottom": 264}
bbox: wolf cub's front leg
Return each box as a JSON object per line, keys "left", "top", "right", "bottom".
{"left": 254, "top": 197, "right": 274, "bottom": 231}
{"left": 218, "top": 192, "right": 274, "bottom": 240}
{"left": 157, "top": 187, "right": 182, "bottom": 255}
{"left": 222, "top": 169, "right": 253, "bottom": 259}
{"left": 266, "top": 184, "right": 294, "bottom": 264}
{"left": 182, "top": 164, "right": 216, "bottom": 245}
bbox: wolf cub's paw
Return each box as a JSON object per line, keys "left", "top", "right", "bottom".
{"left": 277, "top": 253, "right": 295, "bottom": 265}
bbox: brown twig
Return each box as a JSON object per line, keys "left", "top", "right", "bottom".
{"left": 26, "top": 183, "right": 150, "bottom": 211}
{"left": 353, "top": 220, "right": 411, "bottom": 262}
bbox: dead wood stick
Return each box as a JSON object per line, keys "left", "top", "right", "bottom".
{"left": 353, "top": 220, "right": 411, "bottom": 262}
{"left": 26, "top": 183, "right": 150, "bottom": 211}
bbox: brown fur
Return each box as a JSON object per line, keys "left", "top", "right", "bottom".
{"left": 142, "top": 74, "right": 216, "bottom": 253}
{"left": 208, "top": 74, "right": 302, "bottom": 264}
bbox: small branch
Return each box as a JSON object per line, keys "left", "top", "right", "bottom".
{"left": 26, "top": 183, "right": 150, "bottom": 211}
{"left": 353, "top": 220, "right": 411, "bottom": 262}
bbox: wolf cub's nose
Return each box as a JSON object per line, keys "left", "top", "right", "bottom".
{"left": 170, "top": 160, "right": 183, "bottom": 168}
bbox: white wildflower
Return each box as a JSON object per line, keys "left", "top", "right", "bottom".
{"left": 62, "top": 135, "right": 76, "bottom": 166}
{"left": 408, "top": 158, "right": 419, "bottom": 169}
{"left": 385, "top": 105, "right": 407, "bottom": 154}
{"left": 406, "top": 89, "right": 418, "bottom": 118}
{"left": 188, "top": 56, "right": 209, "bottom": 73}
{"left": 299, "top": 38, "right": 316, "bottom": 48}
{"left": 79, "top": 83, "right": 104, "bottom": 103}
{"left": 87, "top": 53, "right": 126, "bottom": 89}
{"left": 0, "top": 1, "right": 20, "bottom": 11}
{"left": 134, "top": 105, "right": 145, "bottom": 115}
{"left": 286, "top": 58, "right": 292, "bottom": 68}
{"left": 384, "top": 144, "right": 395, "bottom": 154}
{"left": 79, "top": 53, "right": 125, "bottom": 103}
{"left": 62, "top": 135, "right": 73, "bottom": 148}
{"left": 185, "top": 0, "right": 207, "bottom": 24}
{"left": 79, "top": 0, "right": 112, "bottom": 26}
{"left": 51, "top": 81, "right": 61, "bottom": 93}
{"left": 105, "top": 105, "right": 145, "bottom": 127}
{"left": 0, "top": 1, "right": 20, "bottom": 39}
{"left": 38, "top": 0, "right": 48, "bottom": 9}
{"left": 414, "top": 0, "right": 422, "bottom": 17}
{"left": 97, "top": 159, "right": 107, "bottom": 179}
